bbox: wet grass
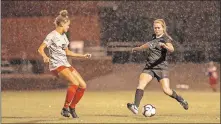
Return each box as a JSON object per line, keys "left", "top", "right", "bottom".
{"left": 2, "top": 90, "right": 220, "bottom": 123}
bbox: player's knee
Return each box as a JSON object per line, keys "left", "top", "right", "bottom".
{"left": 79, "top": 83, "right": 87, "bottom": 89}
{"left": 78, "top": 79, "right": 87, "bottom": 88}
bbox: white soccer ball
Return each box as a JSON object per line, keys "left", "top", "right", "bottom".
{"left": 142, "top": 104, "right": 156, "bottom": 117}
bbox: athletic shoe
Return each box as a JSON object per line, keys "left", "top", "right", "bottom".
{"left": 61, "top": 107, "right": 70, "bottom": 117}
{"left": 180, "top": 100, "right": 189, "bottom": 110}
{"left": 69, "top": 107, "right": 79, "bottom": 118}
{"left": 127, "top": 103, "right": 138, "bottom": 114}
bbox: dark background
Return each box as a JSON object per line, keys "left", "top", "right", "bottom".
{"left": 1, "top": 1, "right": 220, "bottom": 91}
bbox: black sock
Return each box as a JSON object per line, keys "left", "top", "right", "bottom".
{"left": 134, "top": 89, "right": 144, "bottom": 107}
{"left": 170, "top": 90, "right": 184, "bottom": 102}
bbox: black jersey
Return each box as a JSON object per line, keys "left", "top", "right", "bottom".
{"left": 144, "top": 34, "right": 173, "bottom": 70}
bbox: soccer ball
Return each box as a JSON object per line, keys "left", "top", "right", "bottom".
{"left": 142, "top": 104, "right": 156, "bottom": 117}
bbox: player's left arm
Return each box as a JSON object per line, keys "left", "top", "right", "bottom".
{"left": 65, "top": 48, "right": 91, "bottom": 58}
{"left": 159, "top": 38, "right": 174, "bottom": 52}
{"left": 165, "top": 42, "right": 174, "bottom": 52}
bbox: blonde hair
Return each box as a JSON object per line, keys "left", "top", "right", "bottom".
{"left": 154, "top": 19, "right": 170, "bottom": 38}
{"left": 54, "top": 10, "right": 70, "bottom": 27}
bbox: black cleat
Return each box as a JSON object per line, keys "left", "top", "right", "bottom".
{"left": 127, "top": 103, "right": 138, "bottom": 114}
{"left": 180, "top": 100, "right": 189, "bottom": 110}
{"left": 69, "top": 107, "right": 79, "bottom": 118}
{"left": 61, "top": 108, "right": 70, "bottom": 117}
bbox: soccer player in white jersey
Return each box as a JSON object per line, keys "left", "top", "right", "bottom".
{"left": 38, "top": 10, "right": 91, "bottom": 118}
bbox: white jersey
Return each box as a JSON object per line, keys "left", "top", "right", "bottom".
{"left": 43, "top": 30, "right": 71, "bottom": 71}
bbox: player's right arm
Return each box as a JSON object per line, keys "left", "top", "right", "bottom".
{"left": 38, "top": 33, "right": 53, "bottom": 63}
{"left": 38, "top": 43, "right": 50, "bottom": 63}
{"left": 132, "top": 44, "right": 149, "bottom": 52}
{"left": 132, "top": 39, "right": 158, "bottom": 52}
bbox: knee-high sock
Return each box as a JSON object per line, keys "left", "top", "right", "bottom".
{"left": 63, "top": 85, "right": 78, "bottom": 108}
{"left": 70, "top": 88, "right": 86, "bottom": 108}
{"left": 134, "top": 89, "right": 144, "bottom": 107}
{"left": 169, "top": 90, "right": 184, "bottom": 102}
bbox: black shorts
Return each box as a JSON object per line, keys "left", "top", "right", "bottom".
{"left": 142, "top": 68, "right": 169, "bottom": 81}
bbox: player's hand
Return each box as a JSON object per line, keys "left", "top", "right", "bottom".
{"left": 84, "top": 53, "right": 92, "bottom": 58}
{"left": 43, "top": 56, "right": 50, "bottom": 63}
{"left": 159, "top": 42, "right": 166, "bottom": 48}
{"left": 132, "top": 47, "right": 139, "bottom": 52}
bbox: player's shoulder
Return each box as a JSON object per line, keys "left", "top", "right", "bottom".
{"left": 163, "top": 34, "right": 173, "bottom": 42}
{"left": 208, "top": 66, "right": 217, "bottom": 71}
{"left": 152, "top": 34, "right": 156, "bottom": 40}
{"left": 48, "top": 30, "right": 59, "bottom": 36}
{"left": 63, "top": 33, "right": 68, "bottom": 38}
{"left": 213, "top": 66, "right": 217, "bottom": 71}
{"left": 49, "top": 30, "right": 58, "bottom": 36}
{"left": 44, "top": 31, "right": 58, "bottom": 42}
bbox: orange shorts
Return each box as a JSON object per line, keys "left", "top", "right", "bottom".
{"left": 51, "top": 66, "right": 75, "bottom": 77}
{"left": 209, "top": 77, "right": 217, "bottom": 85}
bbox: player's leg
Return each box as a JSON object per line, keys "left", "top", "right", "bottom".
{"left": 159, "top": 78, "right": 188, "bottom": 110}
{"left": 210, "top": 78, "right": 217, "bottom": 92}
{"left": 211, "top": 84, "right": 217, "bottom": 92}
{"left": 69, "top": 67, "right": 86, "bottom": 118}
{"left": 135, "top": 73, "right": 153, "bottom": 107}
{"left": 153, "top": 69, "right": 188, "bottom": 110}
{"left": 127, "top": 70, "right": 153, "bottom": 114}
{"left": 58, "top": 67, "right": 80, "bottom": 117}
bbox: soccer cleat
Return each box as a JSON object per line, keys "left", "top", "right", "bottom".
{"left": 127, "top": 103, "right": 138, "bottom": 114}
{"left": 69, "top": 107, "right": 79, "bottom": 118}
{"left": 61, "top": 108, "right": 70, "bottom": 117}
{"left": 179, "top": 100, "right": 189, "bottom": 110}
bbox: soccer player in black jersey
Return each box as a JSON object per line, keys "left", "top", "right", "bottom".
{"left": 127, "top": 19, "right": 188, "bottom": 114}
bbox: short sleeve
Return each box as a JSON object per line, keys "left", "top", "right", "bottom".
{"left": 165, "top": 36, "right": 173, "bottom": 43}
{"left": 152, "top": 34, "right": 156, "bottom": 40}
{"left": 43, "top": 34, "right": 53, "bottom": 47}
{"left": 145, "top": 42, "right": 152, "bottom": 48}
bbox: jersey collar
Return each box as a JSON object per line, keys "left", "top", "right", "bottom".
{"left": 156, "top": 33, "right": 164, "bottom": 38}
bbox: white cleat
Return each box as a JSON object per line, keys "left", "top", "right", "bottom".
{"left": 127, "top": 103, "right": 138, "bottom": 114}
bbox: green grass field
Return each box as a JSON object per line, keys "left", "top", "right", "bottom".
{"left": 2, "top": 90, "right": 220, "bottom": 123}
